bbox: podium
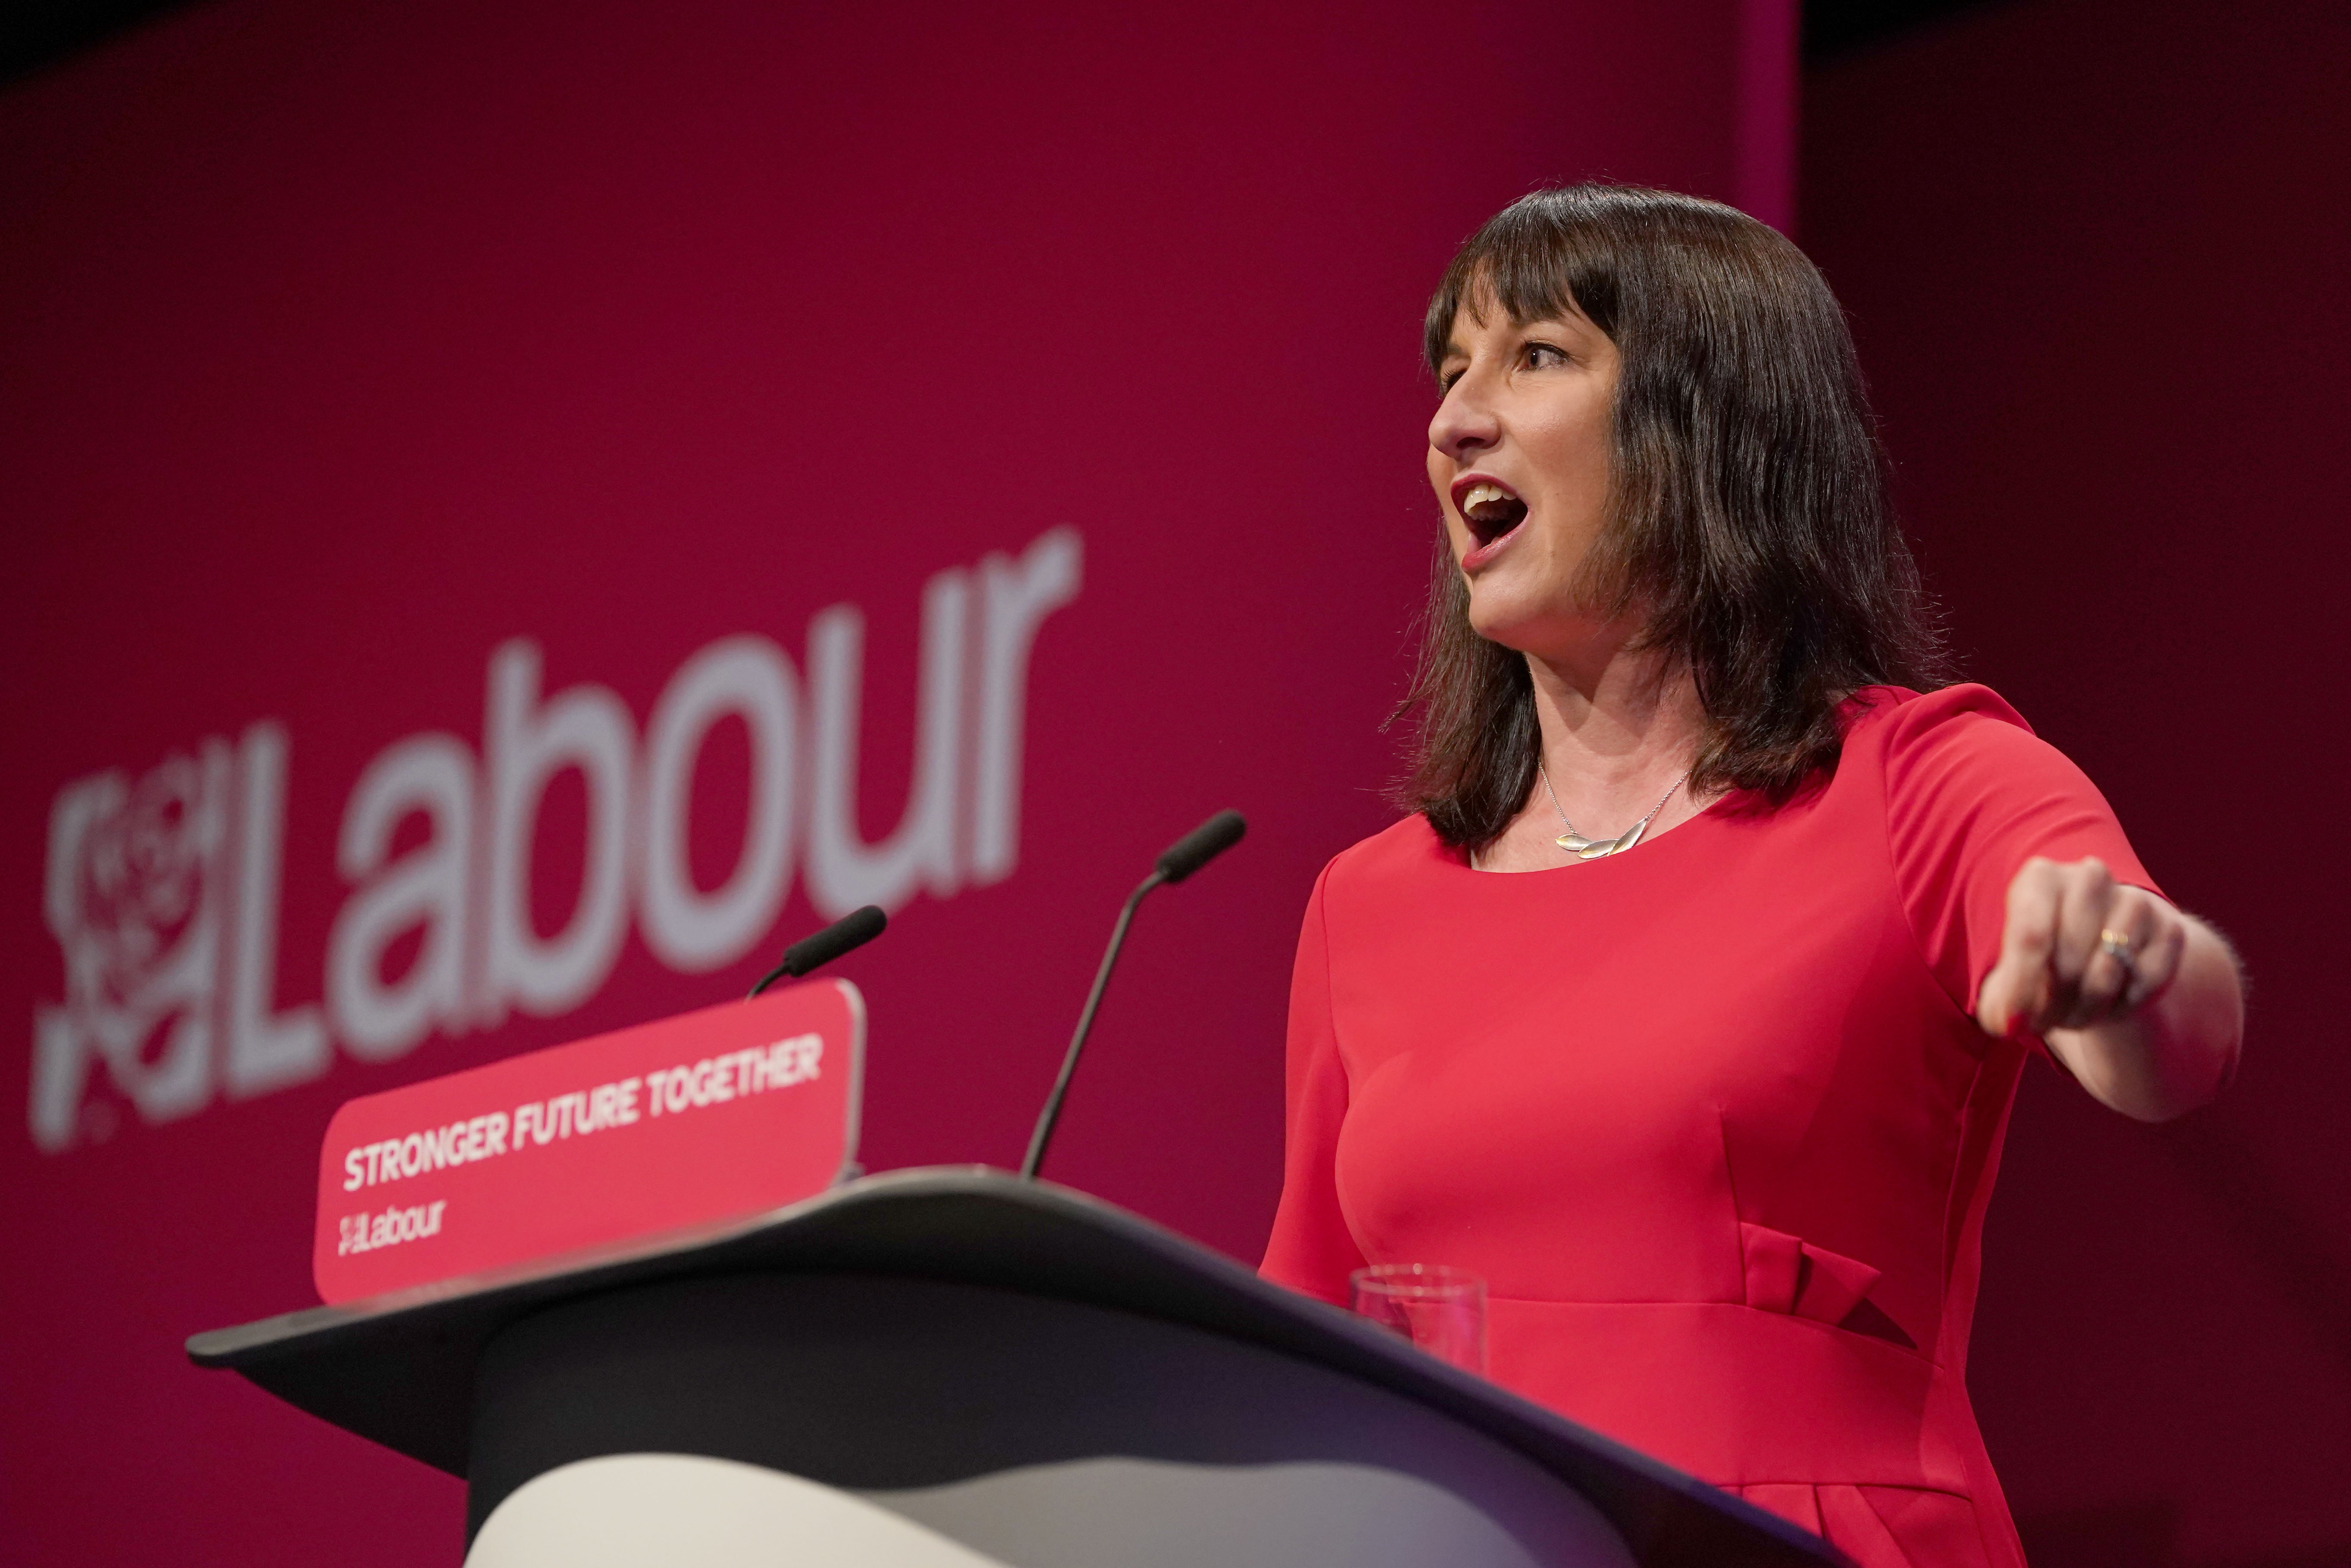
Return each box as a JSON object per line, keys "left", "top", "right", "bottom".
{"left": 189, "top": 1167, "right": 1838, "bottom": 1567}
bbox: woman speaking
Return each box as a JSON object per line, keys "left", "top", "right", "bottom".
{"left": 1259, "top": 186, "right": 2245, "bottom": 1568}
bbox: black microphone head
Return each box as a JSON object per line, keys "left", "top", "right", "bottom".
{"left": 1154, "top": 809, "right": 1247, "bottom": 884}
{"left": 782, "top": 904, "right": 887, "bottom": 978}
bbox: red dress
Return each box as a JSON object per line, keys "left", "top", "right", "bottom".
{"left": 1260, "top": 686, "right": 2155, "bottom": 1568}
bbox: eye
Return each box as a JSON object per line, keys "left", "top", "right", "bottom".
{"left": 1437, "top": 364, "right": 1467, "bottom": 394}
{"left": 1522, "top": 341, "right": 1569, "bottom": 370}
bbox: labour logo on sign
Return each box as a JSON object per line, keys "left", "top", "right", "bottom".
{"left": 33, "top": 724, "right": 327, "bottom": 1149}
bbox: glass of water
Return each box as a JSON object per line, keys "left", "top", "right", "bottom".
{"left": 1348, "top": 1263, "right": 1487, "bottom": 1375}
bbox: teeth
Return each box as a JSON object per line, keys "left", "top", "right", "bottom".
{"left": 1462, "top": 482, "right": 1511, "bottom": 510}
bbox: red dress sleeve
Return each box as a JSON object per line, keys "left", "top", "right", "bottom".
{"left": 1874, "top": 684, "right": 2162, "bottom": 1021}
{"left": 1258, "top": 860, "right": 1368, "bottom": 1303}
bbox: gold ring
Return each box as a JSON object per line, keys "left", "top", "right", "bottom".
{"left": 2098, "top": 928, "right": 2135, "bottom": 972}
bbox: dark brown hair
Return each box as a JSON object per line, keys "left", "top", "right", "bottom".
{"left": 1395, "top": 184, "right": 1943, "bottom": 850}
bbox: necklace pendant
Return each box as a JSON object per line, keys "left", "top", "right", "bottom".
{"left": 1539, "top": 762, "right": 1683, "bottom": 865}
{"left": 1556, "top": 819, "right": 1646, "bottom": 861}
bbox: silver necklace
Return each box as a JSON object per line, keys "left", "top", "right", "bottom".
{"left": 1539, "top": 763, "right": 1688, "bottom": 861}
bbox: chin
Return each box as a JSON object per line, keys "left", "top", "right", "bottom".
{"left": 1462, "top": 594, "right": 1547, "bottom": 654}
{"left": 1464, "top": 585, "right": 1604, "bottom": 661}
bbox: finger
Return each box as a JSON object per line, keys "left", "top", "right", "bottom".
{"left": 2003, "top": 861, "right": 2066, "bottom": 1033}
{"left": 1975, "top": 962, "right": 2020, "bottom": 1037}
{"left": 1981, "top": 860, "right": 2063, "bottom": 1036}
{"left": 2121, "top": 897, "right": 2187, "bottom": 1011}
{"left": 2056, "top": 862, "right": 2130, "bottom": 1029}
{"left": 2045, "top": 859, "right": 2114, "bottom": 1024}
{"left": 2078, "top": 893, "right": 2153, "bottom": 1030}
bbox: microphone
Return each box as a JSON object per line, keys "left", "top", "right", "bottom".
{"left": 1156, "top": 809, "right": 1247, "bottom": 883}
{"left": 1020, "top": 810, "right": 1247, "bottom": 1180}
{"left": 748, "top": 905, "right": 887, "bottom": 998}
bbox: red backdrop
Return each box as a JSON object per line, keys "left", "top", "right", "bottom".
{"left": 1805, "top": 3, "right": 2351, "bottom": 1565}
{"left": 0, "top": 1, "right": 1791, "bottom": 1561}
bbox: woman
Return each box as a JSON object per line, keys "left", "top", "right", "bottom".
{"left": 1259, "top": 186, "right": 2244, "bottom": 1568}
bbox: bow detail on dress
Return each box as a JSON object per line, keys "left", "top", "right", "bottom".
{"left": 1740, "top": 1221, "right": 1884, "bottom": 1326}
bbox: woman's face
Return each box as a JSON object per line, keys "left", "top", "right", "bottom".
{"left": 1427, "top": 292, "right": 1622, "bottom": 661}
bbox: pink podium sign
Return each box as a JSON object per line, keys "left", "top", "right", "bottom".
{"left": 312, "top": 979, "right": 863, "bottom": 1305}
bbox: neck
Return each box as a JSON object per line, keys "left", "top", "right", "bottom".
{"left": 1524, "top": 639, "right": 1706, "bottom": 826}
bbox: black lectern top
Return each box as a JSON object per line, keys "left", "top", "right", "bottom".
{"left": 189, "top": 1166, "right": 1837, "bottom": 1568}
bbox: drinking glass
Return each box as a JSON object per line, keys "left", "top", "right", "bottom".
{"left": 1348, "top": 1263, "right": 1487, "bottom": 1374}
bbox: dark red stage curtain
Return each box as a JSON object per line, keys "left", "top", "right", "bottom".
{"left": 1805, "top": 3, "right": 2351, "bottom": 1565}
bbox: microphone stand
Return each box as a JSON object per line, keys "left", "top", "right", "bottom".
{"left": 1020, "top": 870, "right": 1165, "bottom": 1180}
{"left": 1021, "top": 809, "right": 1244, "bottom": 1180}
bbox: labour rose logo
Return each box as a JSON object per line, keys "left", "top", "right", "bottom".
{"left": 33, "top": 742, "right": 233, "bottom": 1148}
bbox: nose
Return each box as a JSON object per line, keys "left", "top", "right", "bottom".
{"left": 1428, "top": 372, "right": 1499, "bottom": 465}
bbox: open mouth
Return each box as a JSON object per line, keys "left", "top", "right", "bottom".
{"left": 1458, "top": 481, "right": 1529, "bottom": 547}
